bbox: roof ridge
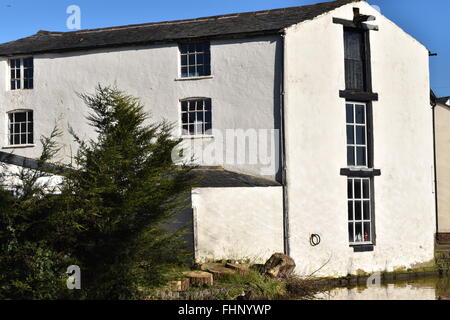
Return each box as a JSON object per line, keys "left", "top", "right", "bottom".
{"left": 37, "top": 0, "right": 358, "bottom": 36}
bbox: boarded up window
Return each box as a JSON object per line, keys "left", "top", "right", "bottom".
{"left": 344, "top": 29, "right": 366, "bottom": 91}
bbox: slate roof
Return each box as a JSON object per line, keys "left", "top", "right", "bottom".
{"left": 0, "top": 152, "right": 280, "bottom": 188}
{"left": 192, "top": 168, "right": 281, "bottom": 188}
{"left": 0, "top": 0, "right": 359, "bottom": 56}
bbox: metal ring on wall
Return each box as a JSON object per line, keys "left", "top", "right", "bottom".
{"left": 310, "top": 234, "right": 321, "bottom": 246}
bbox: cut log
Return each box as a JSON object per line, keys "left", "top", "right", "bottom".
{"left": 183, "top": 271, "right": 214, "bottom": 286}
{"left": 226, "top": 263, "right": 251, "bottom": 275}
{"left": 200, "top": 263, "right": 235, "bottom": 280}
{"left": 264, "top": 253, "right": 296, "bottom": 279}
{"left": 168, "top": 279, "right": 190, "bottom": 292}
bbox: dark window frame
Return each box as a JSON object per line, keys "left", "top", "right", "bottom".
{"left": 9, "top": 57, "right": 34, "bottom": 90}
{"left": 180, "top": 98, "right": 212, "bottom": 136}
{"left": 179, "top": 42, "right": 211, "bottom": 78}
{"left": 7, "top": 110, "right": 34, "bottom": 146}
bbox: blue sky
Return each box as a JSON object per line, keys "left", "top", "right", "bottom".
{"left": 0, "top": 0, "right": 448, "bottom": 96}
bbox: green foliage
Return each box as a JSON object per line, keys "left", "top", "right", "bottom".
{"left": 0, "top": 128, "right": 74, "bottom": 300}
{"left": 0, "top": 85, "right": 195, "bottom": 300}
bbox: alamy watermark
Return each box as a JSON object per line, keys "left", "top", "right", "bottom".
{"left": 66, "top": 5, "right": 81, "bottom": 30}
{"left": 171, "top": 128, "right": 280, "bottom": 176}
{"left": 66, "top": 265, "right": 81, "bottom": 290}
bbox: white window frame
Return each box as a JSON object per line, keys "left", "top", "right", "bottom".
{"left": 8, "top": 57, "right": 34, "bottom": 91}
{"left": 180, "top": 98, "right": 212, "bottom": 138}
{"left": 6, "top": 109, "right": 34, "bottom": 147}
{"left": 179, "top": 42, "right": 211, "bottom": 79}
{"left": 348, "top": 177, "right": 373, "bottom": 245}
{"left": 346, "top": 101, "right": 369, "bottom": 168}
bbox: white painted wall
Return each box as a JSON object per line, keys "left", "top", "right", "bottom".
{"left": 0, "top": 36, "right": 282, "bottom": 179}
{"left": 284, "top": 2, "right": 436, "bottom": 277}
{"left": 435, "top": 103, "right": 450, "bottom": 233}
{"left": 192, "top": 187, "right": 284, "bottom": 263}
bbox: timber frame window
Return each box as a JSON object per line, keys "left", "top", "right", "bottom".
{"left": 7, "top": 110, "right": 34, "bottom": 146}
{"left": 179, "top": 42, "right": 211, "bottom": 78}
{"left": 348, "top": 177, "right": 373, "bottom": 245}
{"left": 9, "top": 57, "right": 34, "bottom": 90}
{"left": 181, "top": 98, "right": 212, "bottom": 136}
{"left": 344, "top": 28, "right": 367, "bottom": 91}
{"left": 346, "top": 102, "right": 368, "bottom": 167}
{"left": 336, "top": 10, "right": 380, "bottom": 249}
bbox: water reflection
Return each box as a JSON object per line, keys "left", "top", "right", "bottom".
{"left": 316, "top": 276, "right": 450, "bottom": 300}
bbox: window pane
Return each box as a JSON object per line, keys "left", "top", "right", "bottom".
{"left": 15, "top": 113, "right": 26, "bottom": 122}
{"left": 182, "top": 125, "right": 189, "bottom": 135}
{"left": 181, "top": 113, "right": 188, "bottom": 124}
{"left": 355, "top": 201, "right": 362, "bottom": 220}
{"left": 346, "top": 104, "right": 354, "bottom": 123}
{"left": 354, "top": 179, "right": 361, "bottom": 198}
{"left": 181, "top": 67, "right": 188, "bottom": 78}
{"left": 181, "top": 55, "right": 187, "bottom": 66}
{"left": 363, "top": 201, "right": 370, "bottom": 220}
{"left": 28, "top": 133, "right": 34, "bottom": 144}
{"left": 180, "top": 44, "right": 188, "bottom": 54}
{"left": 205, "top": 99, "right": 212, "bottom": 111}
{"left": 188, "top": 54, "right": 195, "bottom": 65}
{"left": 348, "top": 201, "right": 353, "bottom": 220}
{"left": 197, "top": 111, "right": 204, "bottom": 121}
{"left": 363, "top": 179, "right": 370, "bottom": 199}
{"left": 355, "top": 223, "right": 363, "bottom": 242}
{"left": 356, "top": 126, "right": 365, "bottom": 144}
{"left": 205, "top": 111, "right": 212, "bottom": 123}
{"left": 205, "top": 123, "right": 212, "bottom": 134}
{"left": 349, "top": 223, "right": 354, "bottom": 243}
{"left": 21, "top": 134, "right": 27, "bottom": 144}
{"left": 14, "top": 135, "right": 20, "bottom": 145}
{"left": 188, "top": 112, "right": 196, "bottom": 123}
{"left": 356, "top": 105, "right": 365, "bottom": 124}
{"left": 188, "top": 125, "right": 195, "bottom": 135}
{"left": 356, "top": 147, "right": 366, "bottom": 166}
{"left": 347, "top": 147, "right": 355, "bottom": 166}
{"left": 347, "top": 179, "right": 353, "bottom": 198}
{"left": 181, "top": 101, "right": 188, "bottom": 112}
{"left": 347, "top": 125, "right": 354, "bottom": 144}
{"left": 363, "top": 222, "right": 371, "bottom": 242}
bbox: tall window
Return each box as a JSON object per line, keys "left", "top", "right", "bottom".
{"left": 348, "top": 178, "right": 373, "bottom": 244}
{"left": 181, "top": 99, "right": 212, "bottom": 136}
{"left": 9, "top": 57, "right": 34, "bottom": 90}
{"left": 180, "top": 43, "right": 211, "bottom": 78}
{"left": 344, "top": 29, "right": 366, "bottom": 91}
{"left": 346, "top": 102, "right": 368, "bottom": 167}
{"left": 8, "top": 110, "right": 34, "bottom": 146}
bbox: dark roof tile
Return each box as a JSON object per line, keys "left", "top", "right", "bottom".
{"left": 0, "top": 0, "right": 359, "bottom": 56}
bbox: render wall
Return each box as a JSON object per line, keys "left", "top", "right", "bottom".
{"left": 435, "top": 103, "right": 450, "bottom": 233}
{"left": 191, "top": 187, "right": 284, "bottom": 263}
{"left": 284, "top": 2, "right": 435, "bottom": 277}
{"left": 0, "top": 36, "right": 282, "bottom": 179}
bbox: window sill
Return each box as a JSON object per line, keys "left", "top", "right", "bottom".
{"left": 8, "top": 89, "right": 34, "bottom": 92}
{"left": 350, "top": 244, "right": 375, "bottom": 252}
{"left": 341, "top": 168, "right": 381, "bottom": 177}
{"left": 3, "top": 144, "right": 36, "bottom": 149}
{"left": 339, "top": 90, "right": 378, "bottom": 102}
{"left": 181, "top": 135, "right": 214, "bottom": 140}
{"left": 175, "top": 75, "right": 214, "bottom": 81}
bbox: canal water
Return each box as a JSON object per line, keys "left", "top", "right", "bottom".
{"left": 315, "top": 276, "right": 450, "bottom": 300}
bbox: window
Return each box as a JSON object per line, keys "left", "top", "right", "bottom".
{"left": 346, "top": 102, "right": 368, "bottom": 167}
{"left": 8, "top": 110, "right": 34, "bottom": 146}
{"left": 348, "top": 178, "right": 373, "bottom": 244}
{"left": 180, "top": 43, "right": 211, "bottom": 78}
{"left": 344, "top": 29, "right": 366, "bottom": 91}
{"left": 181, "top": 99, "right": 212, "bottom": 136}
{"left": 9, "top": 57, "right": 34, "bottom": 90}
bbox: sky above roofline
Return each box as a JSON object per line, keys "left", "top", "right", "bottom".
{"left": 0, "top": 0, "right": 448, "bottom": 96}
